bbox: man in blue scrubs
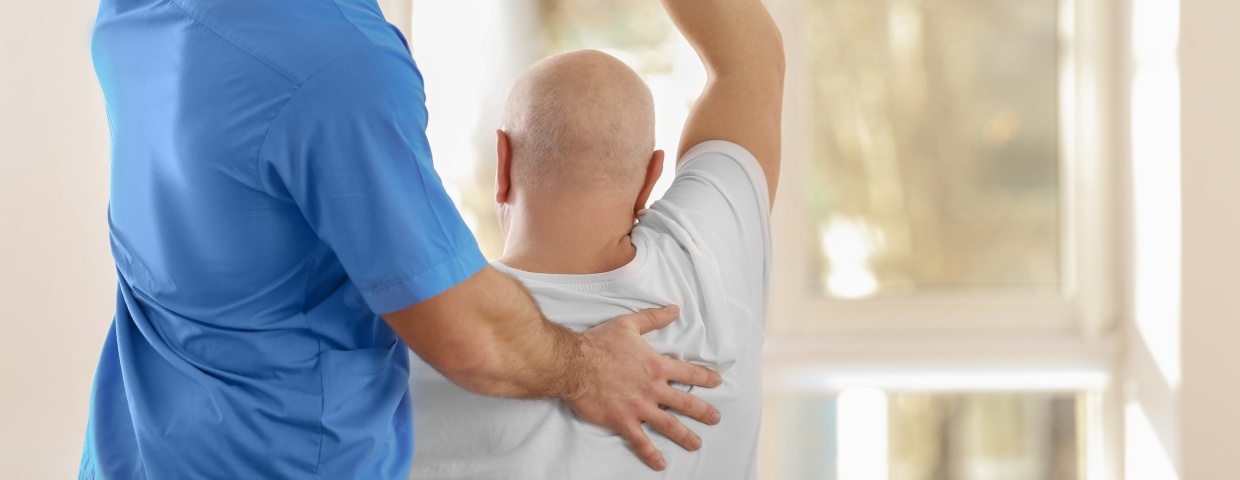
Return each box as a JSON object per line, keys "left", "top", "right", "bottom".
{"left": 80, "top": 1, "right": 723, "bottom": 478}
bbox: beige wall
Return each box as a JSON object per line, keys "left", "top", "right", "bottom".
{"left": 1180, "top": 0, "right": 1240, "bottom": 477}
{"left": 0, "top": 1, "right": 115, "bottom": 478}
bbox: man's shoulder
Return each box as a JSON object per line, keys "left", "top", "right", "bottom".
{"left": 638, "top": 139, "right": 773, "bottom": 314}
{"left": 675, "top": 141, "right": 771, "bottom": 203}
{"left": 642, "top": 140, "right": 772, "bottom": 237}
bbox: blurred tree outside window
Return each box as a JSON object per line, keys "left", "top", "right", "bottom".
{"left": 805, "top": 0, "right": 1060, "bottom": 299}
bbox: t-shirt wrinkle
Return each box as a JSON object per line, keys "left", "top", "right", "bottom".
{"left": 254, "top": 48, "right": 386, "bottom": 196}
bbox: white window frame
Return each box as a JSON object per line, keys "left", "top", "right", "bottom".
{"left": 765, "top": 0, "right": 1117, "bottom": 339}
{"left": 759, "top": 0, "right": 1124, "bottom": 478}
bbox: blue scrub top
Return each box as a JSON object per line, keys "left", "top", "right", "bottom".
{"left": 80, "top": 0, "right": 487, "bottom": 478}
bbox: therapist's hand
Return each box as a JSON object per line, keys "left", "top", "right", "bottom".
{"left": 562, "top": 305, "right": 724, "bottom": 472}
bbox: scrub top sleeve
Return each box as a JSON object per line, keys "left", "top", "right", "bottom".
{"left": 258, "top": 48, "right": 486, "bottom": 315}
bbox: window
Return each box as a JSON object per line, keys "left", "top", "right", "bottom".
{"left": 772, "top": 0, "right": 1113, "bottom": 335}
{"left": 802, "top": 0, "right": 1060, "bottom": 298}
{"left": 766, "top": 390, "right": 1085, "bottom": 480}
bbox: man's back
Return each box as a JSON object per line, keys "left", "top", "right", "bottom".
{"left": 409, "top": 141, "right": 772, "bottom": 479}
{"left": 84, "top": 1, "right": 487, "bottom": 478}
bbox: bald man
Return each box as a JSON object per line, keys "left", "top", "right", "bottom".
{"left": 406, "top": 0, "right": 783, "bottom": 478}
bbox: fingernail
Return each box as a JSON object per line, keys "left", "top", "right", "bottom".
{"left": 655, "top": 460, "right": 667, "bottom": 471}
{"left": 710, "top": 412, "right": 721, "bottom": 425}
{"left": 663, "top": 305, "right": 680, "bottom": 315}
{"left": 692, "top": 437, "right": 702, "bottom": 450}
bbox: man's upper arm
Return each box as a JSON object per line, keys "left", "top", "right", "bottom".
{"left": 669, "top": 0, "right": 785, "bottom": 206}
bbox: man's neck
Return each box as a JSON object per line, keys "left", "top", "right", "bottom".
{"left": 499, "top": 196, "right": 638, "bottom": 275}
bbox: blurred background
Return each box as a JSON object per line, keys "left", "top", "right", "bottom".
{"left": 1, "top": 0, "right": 1235, "bottom": 479}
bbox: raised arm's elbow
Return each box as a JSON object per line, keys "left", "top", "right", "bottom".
{"left": 763, "top": 19, "right": 787, "bottom": 79}
{"left": 767, "top": 47, "right": 786, "bottom": 88}
{"left": 736, "top": 15, "right": 785, "bottom": 85}
{"left": 773, "top": 33, "right": 787, "bottom": 76}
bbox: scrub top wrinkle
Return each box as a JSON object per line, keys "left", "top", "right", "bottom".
{"left": 82, "top": 0, "right": 487, "bottom": 479}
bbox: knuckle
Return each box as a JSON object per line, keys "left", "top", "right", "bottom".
{"left": 683, "top": 395, "right": 699, "bottom": 413}
{"left": 641, "top": 382, "right": 660, "bottom": 399}
{"left": 653, "top": 411, "right": 675, "bottom": 429}
{"left": 648, "top": 358, "right": 669, "bottom": 378}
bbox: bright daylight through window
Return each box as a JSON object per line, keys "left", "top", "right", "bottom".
{"left": 804, "top": 0, "right": 1060, "bottom": 299}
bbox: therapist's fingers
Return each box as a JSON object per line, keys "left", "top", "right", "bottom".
{"left": 644, "top": 407, "right": 703, "bottom": 453}
{"left": 660, "top": 386, "right": 721, "bottom": 426}
{"left": 624, "top": 305, "right": 680, "bottom": 335}
{"left": 664, "top": 357, "right": 723, "bottom": 388}
{"left": 619, "top": 421, "right": 667, "bottom": 471}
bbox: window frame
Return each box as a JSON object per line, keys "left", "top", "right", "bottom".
{"left": 759, "top": 0, "right": 1124, "bottom": 477}
{"left": 764, "top": 0, "right": 1118, "bottom": 339}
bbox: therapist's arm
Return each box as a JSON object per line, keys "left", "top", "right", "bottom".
{"left": 382, "top": 265, "right": 722, "bottom": 471}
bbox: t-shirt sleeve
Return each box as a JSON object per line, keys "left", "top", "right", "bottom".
{"left": 642, "top": 140, "right": 773, "bottom": 323}
{"left": 257, "top": 48, "right": 486, "bottom": 315}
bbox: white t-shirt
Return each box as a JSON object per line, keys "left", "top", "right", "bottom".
{"left": 408, "top": 141, "right": 772, "bottom": 480}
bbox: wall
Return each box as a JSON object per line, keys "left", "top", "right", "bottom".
{"left": 0, "top": 1, "right": 115, "bottom": 478}
{"left": 1180, "top": 0, "right": 1240, "bottom": 477}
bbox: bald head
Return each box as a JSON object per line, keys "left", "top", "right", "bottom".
{"left": 501, "top": 50, "right": 655, "bottom": 198}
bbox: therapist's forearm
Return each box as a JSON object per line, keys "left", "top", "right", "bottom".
{"left": 385, "top": 266, "right": 586, "bottom": 398}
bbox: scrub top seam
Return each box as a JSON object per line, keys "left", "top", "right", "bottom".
{"left": 321, "top": 0, "right": 475, "bottom": 279}
{"left": 329, "top": 0, "right": 379, "bottom": 50}
{"left": 246, "top": 49, "right": 410, "bottom": 477}
{"left": 262, "top": 46, "right": 391, "bottom": 464}
{"left": 250, "top": 47, "right": 380, "bottom": 199}
{"left": 300, "top": 250, "right": 327, "bottom": 479}
{"left": 163, "top": 0, "right": 299, "bottom": 84}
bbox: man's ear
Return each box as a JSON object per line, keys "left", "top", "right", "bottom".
{"left": 634, "top": 149, "right": 665, "bottom": 219}
{"left": 495, "top": 129, "right": 513, "bottom": 204}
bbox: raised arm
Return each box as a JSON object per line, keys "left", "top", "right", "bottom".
{"left": 382, "top": 266, "right": 723, "bottom": 471}
{"left": 664, "top": 0, "right": 785, "bottom": 205}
